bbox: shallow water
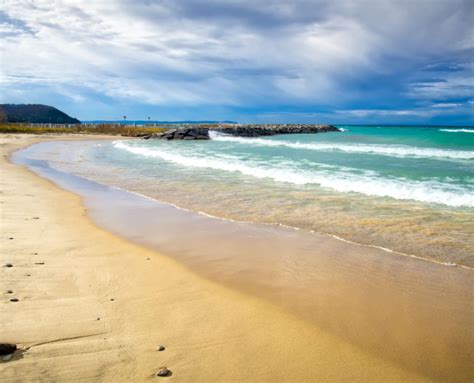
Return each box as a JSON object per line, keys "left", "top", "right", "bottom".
{"left": 22, "top": 125, "right": 474, "bottom": 267}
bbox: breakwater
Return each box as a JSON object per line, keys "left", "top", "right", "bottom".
{"left": 147, "top": 124, "right": 340, "bottom": 140}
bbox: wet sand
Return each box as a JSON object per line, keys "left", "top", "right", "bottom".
{"left": 1, "top": 134, "right": 473, "bottom": 382}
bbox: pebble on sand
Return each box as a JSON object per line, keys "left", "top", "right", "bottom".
{"left": 9, "top": 298, "right": 19, "bottom": 302}
{"left": 4, "top": 264, "right": 13, "bottom": 268}
{"left": 6, "top": 290, "right": 13, "bottom": 294}
{"left": 157, "top": 345, "right": 166, "bottom": 351}
{"left": 0, "top": 343, "right": 17, "bottom": 356}
{"left": 156, "top": 368, "right": 172, "bottom": 377}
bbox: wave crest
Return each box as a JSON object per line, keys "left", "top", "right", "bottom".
{"left": 439, "top": 129, "right": 474, "bottom": 133}
{"left": 209, "top": 132, "right": 473, "bottom": 160}
{"left": 114, "top": 141, "right": 474, "bottom": 207}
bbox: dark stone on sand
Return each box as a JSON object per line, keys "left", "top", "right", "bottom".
{"left": 6, "top": 290, "right": 13, "bottom": 294}
{"left": 35, "top": 262, "right": 45, "bottom": 265}
{"left": 156, "top": 368, "right": 172, "bottom": 377}
{"left": 9, "top": 237, "right": 14, "bottom": 240}
{"left": 157, "top": 345, "right": 166, "bottom": 351}
{"left": 110, "top": 298, "right": 115, "bottom": 301}
{"left": 9, "top": 298, "right": 19, "bottom": 302}
{"left": 4, "top": 264, "right": 13, "bottom": 268}
{"left": 0, "top": 344, "right": 17, "bottom": 355}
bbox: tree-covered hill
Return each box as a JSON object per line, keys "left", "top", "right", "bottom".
{"left": 0, "top": 104, "right": 80, "bottom": 124}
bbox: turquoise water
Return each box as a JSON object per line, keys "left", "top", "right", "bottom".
{"left": 30, "top": 125, "right": 474, "bottom": 266}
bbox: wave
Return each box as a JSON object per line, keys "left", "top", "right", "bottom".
{"left": 209, "top": 132, "right": 474, "bottom": 160}
{"left": 114, "top": 141, "right": 474, "bottom": 207}
{"left": 439, "top": 129, "right": 474, "bottom": 133}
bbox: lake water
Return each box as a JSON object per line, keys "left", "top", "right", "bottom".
{"left": 20, "top": 125, "right": 474, "bottom": 267}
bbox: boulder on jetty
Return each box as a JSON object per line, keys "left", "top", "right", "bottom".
{"left": 148, "top": 124, "right": 340, "bottom": 140}
{"left": 149, "top": 127, "right": 209, "bottom": 140}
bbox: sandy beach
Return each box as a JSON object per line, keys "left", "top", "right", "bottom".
{"left": 0, "top": 134, "right": 471, "bottom": 382}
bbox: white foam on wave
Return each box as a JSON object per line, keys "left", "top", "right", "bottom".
{"left": 439, "top": 128, "right": 474, "bottom": 133}
{"left": 113, "top": 141, "right": 474, "bottom": 207}
{"left": 209, "top": 131, "right": 474, "bottom": 160}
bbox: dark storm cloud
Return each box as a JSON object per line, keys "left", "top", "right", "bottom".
{"left": 0, "top": 0, "right": 472, "bottom": 122}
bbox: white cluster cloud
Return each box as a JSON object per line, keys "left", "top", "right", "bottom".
{"left": 0, "top": 0, "right": 472, "bottom": 121}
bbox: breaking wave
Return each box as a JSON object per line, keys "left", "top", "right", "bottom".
{"left": 439, "top": 129, "right": 474, "bottom": 133}
{"left": 209, "top": 132, "right": 474, "bottom": 160}
{"left": 114, "top": 141, "right": 474, "bottom": 207}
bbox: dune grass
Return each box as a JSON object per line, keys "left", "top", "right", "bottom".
{"left": 0, "top": 123, "right": 167, "bottom": 136}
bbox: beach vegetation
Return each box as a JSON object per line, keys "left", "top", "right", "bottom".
{"left": 0, "top": 123, "right": 167, "bottom": 137}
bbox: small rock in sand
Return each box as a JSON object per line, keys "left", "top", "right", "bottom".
{"left": 33, "top": 217, "right": 39, "bottom": 219}
{"left": 4, "top": 264, "right": 13, "bottom": 268}
{"left": 9, "top": 237, "right": 14, "bottom": 240}
{"left": 157, "top": 345, "right": 166, "bottom": 351}
{"left": 6, "top": 290, "right": 13, "bottom": 294}
{"left": 35, "top": 262, "right": 45, "bottom": 265}
{"left": 9, "top": 298, "right": 19, "bottom": 302}
{"left": 156, "top": 368, "right": 172, "bottom": 377}
{"left": 0, "top": 344, "right": 17, "bottom": 355}
{"left": 110, "top": 298, "right": 115, "bottom": 302}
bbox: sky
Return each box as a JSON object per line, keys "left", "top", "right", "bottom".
{"left": 0, "top": 0, "right": 473, "bottom": 124}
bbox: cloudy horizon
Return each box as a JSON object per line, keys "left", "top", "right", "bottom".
{"left": 1, "top": 0, "right": 473, "bottom": 124}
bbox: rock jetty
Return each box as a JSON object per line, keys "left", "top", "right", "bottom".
{"left": 146, "top": 124, "right": 340, "bottom": 140}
